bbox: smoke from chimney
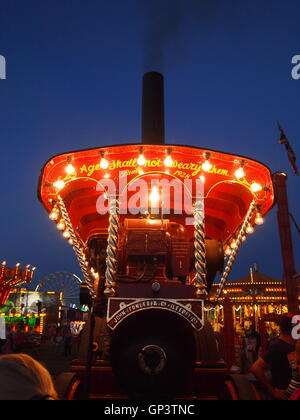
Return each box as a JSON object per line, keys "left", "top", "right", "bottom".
{"left": 141, "top": 0, "right": 221, "bottom": 71}
{"left": 141, "top": 0, "right": 268, "bottom": 72}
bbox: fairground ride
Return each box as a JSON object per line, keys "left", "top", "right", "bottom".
{"left": 0, "top": 261, "right": 35, "bottom": 307}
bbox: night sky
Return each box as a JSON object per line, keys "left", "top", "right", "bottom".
{"left": 0, "top": 0, "right": 299, "bottom": 290}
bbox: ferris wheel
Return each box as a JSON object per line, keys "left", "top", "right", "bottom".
{"left": 35, "top": 271, "right": 82, "bottom": 308}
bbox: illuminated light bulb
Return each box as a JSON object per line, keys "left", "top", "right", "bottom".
{"left": 16, "top": 263, "right": 20, "bottom": 267}
{"left": 2, "top": 261, "right": 6, "bottom": 266}
{"left": 138, "top": 168, "right": 144, "bottom": 175}
{"left": 149, "top": 186, "right": 160, "bottom": 205}
{"left": 57, "top": 220, "right": 65, "bottom": 231}
{"left": 137, "top": 153, "right": 147, "bottom": 166}
{"left": 53, "top": 180, "right": 65, "bottom": 190}
{"left": 99, "top": 151, "right": 109, "bottom": 169}
{"left": 65, "top": 163, "right": 76, "bottom": 175}
{"left": 202, "top": 159, "right": 213, "bottom": 172}
{"left": 225, "top": 247, "right": 232, "bottom": 256}
{"left": 241, "top": 235, "right": 247, "bottom": 242}
{"left": 255, "top": 213, "right": 264, "bottom": 225}
{"left": 32, "top": 267, "right": 36, "bottom": 271}
{"left": 234, "top": 166, "right": 245, "bottom": 179}
{"left": 49, "top": 209, "right": 60, "bottom": 221}
{"left": 234, "top": 160, "right": 246, "bottom": 180}
{"left": 104, "top": 173, "right": 110, "bottom": 179}
{"left": 137, "top": 147, "right": 147, "bottom": 166}
{"left": 231, "top": 241, "right": 238, "bottom": 249}
{"left": 246, "top": 224, "right": 254, "bottom": 234}
{"left": 100, "top": 158, "right": 109, "bottom": 170}
{"left": 164, "top": 148, "right": 173, "bottom": 167}
{"left": 250, "top": 182, "right": 263, "bottom": 193}
{"left": 164, "top": 155, "right": 173, "bottom": 167}
{"left": 63, "top": 230, "right": 71, "bottom": 239}
{"left": 49, "top": 212, "right": 59, "bottom": 221}
{"left": 68, "top": 239, "right": 74, "bottom": 246}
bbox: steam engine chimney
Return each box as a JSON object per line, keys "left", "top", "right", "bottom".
{"left": 142, "top": 72, "right": 165, "bottom": 145}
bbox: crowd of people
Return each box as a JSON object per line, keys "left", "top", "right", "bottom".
{"left": 0, "top": 315, "right": 299, "bottom": 400}
{"left": 0, "top": 324, "right": 74, "bottom": 357}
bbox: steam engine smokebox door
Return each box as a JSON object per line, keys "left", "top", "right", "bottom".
{"left": 110, "top": 309, "right": 197, "bottom": 398}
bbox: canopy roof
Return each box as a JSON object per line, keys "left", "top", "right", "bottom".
{"left": 210, "top": 270, "right": 287, "bottom": 304}
{"left": 38, "top": 143, "right": 275, "bottom": 248}
{"left": 231, "top": 270, "right": 283, "bottom": 286}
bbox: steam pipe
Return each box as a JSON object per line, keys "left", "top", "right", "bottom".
{"left": 142, "top": 72, "right": 165, "bottom": 144}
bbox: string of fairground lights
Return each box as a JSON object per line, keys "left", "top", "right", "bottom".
{"left": 53, "top": 149, "right": 264, "bottom": 197}
{"left": 57, "top": 195, "right": 96, "bottom": 299}
{"left": 50, "top": 203, "right": 100, "bottom": 287}
{"left": 53, "top": 152, "right": 266, "bottom": 238}
{"left": 214, "top": 200, "right": 257, "bottom": 302}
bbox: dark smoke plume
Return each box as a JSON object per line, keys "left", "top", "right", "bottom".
{"left": 141, "top": 0, "right": 268, "bottom": 72}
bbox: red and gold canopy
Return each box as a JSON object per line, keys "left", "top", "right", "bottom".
{"left": 38, "top": 144, "right": 275, "bottom": 249}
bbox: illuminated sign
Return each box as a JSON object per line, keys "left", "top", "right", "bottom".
{"left": 79, "top": 158, "right": 229, "bottom": 179}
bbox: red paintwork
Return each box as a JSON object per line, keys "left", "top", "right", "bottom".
{"left": 38, "top": 144, "right": 275, "bottom": 247}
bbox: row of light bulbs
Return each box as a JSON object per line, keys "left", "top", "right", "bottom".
{"left": 50, "top": 206, "right": 98, "bottom": 281}
{"left": 224, "top": 209, "right": 265, "bottom": 257}
{"left": 49, "top": 205, "right": 98, "bottom": 282}
{"left": 52, "top": 150, "right": 264, "bottom": 195}
{"left": 49, "top": 206, "right": 74, "bottom": 246}
{"left": 1, "top": 261, "right": 36, "bottom": 272}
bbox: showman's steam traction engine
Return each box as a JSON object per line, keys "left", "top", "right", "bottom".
{"left": 38, "top": 73, "right": 275, "bottom": 400}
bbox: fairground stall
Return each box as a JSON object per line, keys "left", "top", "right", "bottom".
{"left": 1, "top": 290, "right": 61, "bottom": 336}
{"left": 209, "top": 268, "right": 299, "bottom": 331}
